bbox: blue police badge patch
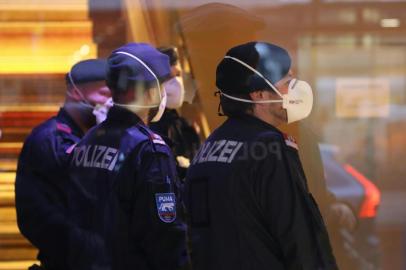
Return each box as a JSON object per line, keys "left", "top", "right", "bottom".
{"left": 155, "top": 193, "right": 177, "bottom": 223}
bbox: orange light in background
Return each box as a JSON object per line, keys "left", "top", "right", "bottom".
{"left": 380, "top": 18, "right": 400, "bottom": 28}
{"left": 0, "top": 21, "right": 97, "bottom": 74}
{"left": 344, "top": 164, "right": 381, "bottom": 218}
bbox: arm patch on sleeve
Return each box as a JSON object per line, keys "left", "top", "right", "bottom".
{"left": 155, "top": 193, "right": 177, "bottom": 223}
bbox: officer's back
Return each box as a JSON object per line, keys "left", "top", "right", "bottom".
{"left": 67, "top": 43, "right": 189, "bottom": 270}
{"left": 187, "top": 115, "right": 292, "bottom": 270}
{"left": 15, "top": 59, "right": 110, "bottom": 270}
{"left": 185, "top": 42, "right": 337, "bottom": 270}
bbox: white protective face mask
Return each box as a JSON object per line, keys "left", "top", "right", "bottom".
{"left": 218, "top": 55, "right": 313, "bottom": 124}
{"left": 112, "top": 51, "right": 166, "bottom": 122}
{"left": 163, "top": 76, "right": 185, "bottom": 109}
{"left": 92, "top": 97, "right": 113, "bottom": 124}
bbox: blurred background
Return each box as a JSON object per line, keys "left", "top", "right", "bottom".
{"left": 0, "top": 0, "right": 405, "bottom": 269}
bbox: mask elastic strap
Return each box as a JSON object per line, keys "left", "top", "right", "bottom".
{"left": 115, "top": 103, "right": 158, "bottom": 109}
{"left": 224, "top": 55, "right": 284, "bottom": 99}
{"left": 214, "top": 90, "right": 225, "bottom": 116}
{"left": 218, "top": 89, "right": 282, "bottom": 104}
{"left": 113, "top": 51, "right": 162, "bottom": 109}
{"left": 66, "top": 71, "right": 94, "bottom": 109}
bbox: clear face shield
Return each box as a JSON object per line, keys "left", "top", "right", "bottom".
{"left": 112, "top": 51, "right": 167, "bottom": 122}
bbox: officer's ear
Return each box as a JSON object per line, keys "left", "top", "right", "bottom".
{"left": 249, "top": 90, "right": 266, "bottom": 102}
{"left": 66, "top": 85, "right": 82, "bottom": 102}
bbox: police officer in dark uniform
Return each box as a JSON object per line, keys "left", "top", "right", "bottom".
{"left": 67, "top": 43, "right": 189, "bottom": 270}
{"left": 15, "top": 59, "right": 111, "bottom": 270}
{"left": 185, "top": 42, "right": 338, "bottom": 270}
{"left": 150, "top": 46, "right": 200, "bottom": 179}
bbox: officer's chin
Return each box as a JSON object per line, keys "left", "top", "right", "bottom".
{"left": 76, "top": 106, "right": 97, "bottom": 128}
{"left": 147, "top": 107, "right": 159, "bottom": 123}
{"left": 130, "top": 108, "right": 149, "bottom": 124}
{"left": 270, "top": 107, "right": 288, "bottom": 125}
{"left": 82, "top": 112, "right": 97, "bottom": 128}
{"left": 282, "top": 110, "right": 288, "bottom": 123}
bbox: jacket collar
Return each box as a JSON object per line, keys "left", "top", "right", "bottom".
{"left": 106, "top": 105, "right": 143, "bottom": 127}
{"left": 233, "top": 113, "right": 284, "bottom": 135}
{"left": 56, "top": 107, "right": 85, "bottom": 138}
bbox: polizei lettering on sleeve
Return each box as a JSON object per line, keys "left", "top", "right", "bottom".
{"left": 192, "top": 140, "right": 243, "bottom": 165}
{"left": 72, "top": 144, "right": 120, "bottom": 171}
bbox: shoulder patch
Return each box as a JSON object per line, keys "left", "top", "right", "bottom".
{"left": 136, "top": 124, "right": 166, "bottom": 146}
{"left": 150, "top": 133, "right": 166, "bottom": 145}
{"left": 56, "top": 122, "right": 72, "bottom": 134}
{"left": 155, "top": 193, "right": 176, "bottom": 223}
{"left": 65, "top": 143, "right": 77, "bottom": 154}
{"left": 283, "top": 133, "right": 299, "bottom": 150}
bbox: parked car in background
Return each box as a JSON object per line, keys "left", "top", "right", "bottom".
{"left": 320, "top": 144, "right": 381, "bottom": 270}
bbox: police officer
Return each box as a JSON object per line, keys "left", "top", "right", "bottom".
{"left": 185, "top": 42, "right": 338, "bottom": 270}
{"left": 15, "top": 59, "right": 111, "bottom": 270}
{"left": 150, "top": 46, "right": 200, "bottom": 179}
{"left": 67, "top": 43, "right": 189, "bottom": 270}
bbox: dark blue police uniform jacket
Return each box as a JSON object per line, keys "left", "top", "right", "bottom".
{"left": 15, "top": 108, "right": 84, "bottom": 270}
{"left": 67, "top": 106, "right": 189, "bottom": 270}
{"left": 185, "top": 114, "right": 337, "bottom": 270}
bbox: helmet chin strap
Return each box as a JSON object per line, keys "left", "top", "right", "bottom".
{"left": 66, "top": 71, "right": 94, "bottom": 109}
{"left": 224, "top": 55, "right": 284, "bottom": 99}
{"left": 217, "top": 89, "right": 282, "bottom": 104}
